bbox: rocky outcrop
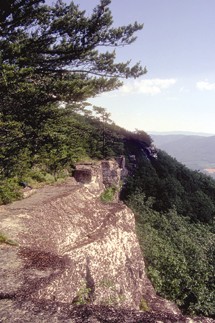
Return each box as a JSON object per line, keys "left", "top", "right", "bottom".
{"left": 0, "top": 160, "right": 214, "bottom": 322}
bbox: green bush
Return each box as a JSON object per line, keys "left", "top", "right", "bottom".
{"left": 73, "top": 283, "right": 91, "bottom": 305}
{"left": 28, "top": 169, "right": 48, "bottom": 182}
{"left": 126, "top": 192, "right": 215, "bottom": 317}
{"left": 22, "top": 168, "right": 56, "bottom": 187}
{"left": 0, "top": 178, "right": 22, "bottom": 204}
{"left": 100, "top": 186, "right": 117, "bottom": 203}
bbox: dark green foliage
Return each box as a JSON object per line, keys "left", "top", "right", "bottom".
{"left": 0, "top": 100, "right": 152, "bottom": 203}
{"left": 123, "top": 147, "right": 215, "bottom": 317}
{"left": 85, "top": 111, "right": 125, "bottom": 159}
{"left": 123, "top": 150, "right": 215, "bottom": 224}
{"left": 0, "top": 0, "right": 146, "bottom": 189}
{"left": 126, "top": 192, "right": 215, "bottom": 317}
{"left": 0, "top": 178, "right": 22, "bottom": 204}
{"left": 100, "top": 186, "right": 117, "bottom": 203}
{"left": 0, "top": 120, "right": 31, "bottom": 178}
{"left": 0, "top": 0, "right": 146, "bottom": 117}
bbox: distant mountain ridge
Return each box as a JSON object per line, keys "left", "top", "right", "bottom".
{"left": 149, "top": 131, "right": 215, "bottom": 136}
{"left": 151, "top": 134, "right": 215, "bottom": 178}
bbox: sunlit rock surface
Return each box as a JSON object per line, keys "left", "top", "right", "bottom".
{"left": 0, "top": 161, "right": 214, "bottom": 322}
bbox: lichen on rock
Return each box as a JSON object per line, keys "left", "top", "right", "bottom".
{"left": 0, "top": 161, "right": 214, "bottom": 322}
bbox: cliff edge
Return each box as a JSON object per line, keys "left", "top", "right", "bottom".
{"left": 0, "top": 160, "right": 213, "bottom": 322}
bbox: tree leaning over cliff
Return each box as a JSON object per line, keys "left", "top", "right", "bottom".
{"left": 0, "top": 0, "right": 146, "bottom": 180}
{"left": 0, "top": 0, "right": 146, "bottom": 117}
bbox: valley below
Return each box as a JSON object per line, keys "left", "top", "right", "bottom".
{"left": 151, "top": 134, "right": 215, "bottom": 178}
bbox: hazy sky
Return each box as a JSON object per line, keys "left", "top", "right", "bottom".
{"left": 48, "top": 0, "right": 215, "bottom": 134}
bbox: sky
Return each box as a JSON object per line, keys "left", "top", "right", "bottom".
{"left": 48, "top": 0, "right": 215, "bottom": 134}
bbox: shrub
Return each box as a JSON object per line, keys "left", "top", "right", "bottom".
{"left": 0, "top": 232, "right": 18, "bottom": 246}
{"left": 139, "top": 297, "right": 150, "bottom": 311}
{"left": 0, "top": 178, "right": 22, "bottom": 204}
{"left": 22, "top": 168, "right": 56, "bottom": 187}
{"left": 73, "top": 283, "right": 91, "bottom": 305}
{"left": 100, "top": 186, "right": 117, "bottom": 203}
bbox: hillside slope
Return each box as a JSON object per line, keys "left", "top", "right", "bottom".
{"left": 122, "top": 146, "right": 215, "bottom": 318}
{"left": 152, "top": 134, "right": 215, "bottom": 176}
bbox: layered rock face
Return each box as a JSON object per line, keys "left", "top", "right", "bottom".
{"left": 0, "top": 160, "right": 213, "bottom": 322}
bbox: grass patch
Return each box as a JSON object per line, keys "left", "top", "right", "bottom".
{"left": 73, "top": 282, "right": 92, "bottom": 305}
{"left": 139, "top": 297, "right": 150, "bottom": 311}
{"left": 0, "top": 233, "right": 18, "bottom": 246}
{"left": 100, "top": 186, "right": 117, "bottom": 203}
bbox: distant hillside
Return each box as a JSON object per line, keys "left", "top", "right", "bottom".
{"left": 151, "top": 134, "right": 215, "bottom": 178}
{"left": 150, "top": 131, "right": 214, "bottom": 136}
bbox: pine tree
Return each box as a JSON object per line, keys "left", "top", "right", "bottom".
{"left": 0, "top": 0, "right": 146, "bottom": 116}
{"left": 0, "top": 0, "right": 146, "bottom": 178}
